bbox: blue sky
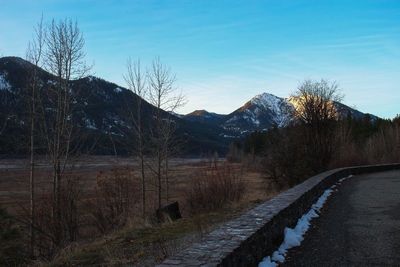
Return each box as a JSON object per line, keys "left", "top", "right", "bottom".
{"left": 0, "top": 0, "right": 399, "bottom": 118}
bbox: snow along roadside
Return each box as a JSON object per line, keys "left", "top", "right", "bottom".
{"left": 259, "top": 175, "right": 353, "bottom": 267}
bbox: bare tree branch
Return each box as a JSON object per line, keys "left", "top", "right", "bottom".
{"left": 124, "top": 57, "right": 148, "bottom": 218}
{"left": 147, "top": 57, "right": 185, "bottom": 209}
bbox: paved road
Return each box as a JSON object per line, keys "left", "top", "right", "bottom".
{"left": 281, "top": 170, "right": 400, "bottom": 266}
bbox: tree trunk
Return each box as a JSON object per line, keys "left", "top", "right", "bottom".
{"left": 165, "top": 156, "right": 169, "bottom": 203}
{"left": 140, "top": 149, "right": 146, "bottom": 218}
{"left": 29, "top": 91, "right": 35, "bottom": 258}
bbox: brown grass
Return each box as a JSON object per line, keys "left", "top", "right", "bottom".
{"left": 185, "top": 161, "right": 246, "bottom": 214}
{"left": 329, "top": 124, "right": 400, "bottom": 168}
{"left": 0, "top": 156, "right": 276, "bottom": 265}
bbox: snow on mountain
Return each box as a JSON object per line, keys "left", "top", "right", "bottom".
{"left": 0, "top": 56, "right": 234, "bottom": 155}
{"left": 185, "top": 92, "right": 374, "bottom": 138}
{"left": 169, "top": 111, "right": 184, "bottom": 118}
{"left": 222, "top": 92, "right": 295, "bottom": 132}
{"left": 0, "top": 72, "right": 11, "bottom": 91}
{"left": 247, "top": 93, "right": 294, "bottom": 127}
{"left": 182, "top": 93, "right": 296, "bottom": 136}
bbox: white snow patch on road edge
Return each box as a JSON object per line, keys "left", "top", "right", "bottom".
{"left": 259, "top": 174, "right": 353, "bottom": 267}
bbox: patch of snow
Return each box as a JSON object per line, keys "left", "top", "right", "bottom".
{"left": 225, "top": 115, "right": 239, "bottom": 124}
{"left": 259, "top": 256, "right": 277, "bottom": 267}
{"left": 47, "top": 79, "right": 57, "bottom": 86}
{"left": 242, "top": 110, "right": 261, "bottom": 126}
{"left": 218, "top": 133, "right": 239, "bottom": 138}
{"left": 111, "top": 131, "right": 124, "bottom": 136}
{"left": 84, "top": 118, "right": 97, "bottom": 129}
{"left": 114, "top": 87, "right": 123, "bottom": 93}
{"left": 0, "top": 72, "right": 11, "bottom": 91}
{"left": 338, "top": 175, "right": 352, "bottom": 183}
{"left": 259, "top": 175, "right": 353, "bottom": 266}
{"left": 252, "top": 118, "right": 260, "bottom": 125}
{"left": 169, "top": 111, "right": 183, "bottom": 118}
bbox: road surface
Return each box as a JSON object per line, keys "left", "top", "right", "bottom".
{"left": 281, "top": 169, "right": 400, "bottom": 266}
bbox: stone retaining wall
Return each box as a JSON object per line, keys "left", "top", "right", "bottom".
{"left": 156, "top": 163, "right": 400, "bottom": 267}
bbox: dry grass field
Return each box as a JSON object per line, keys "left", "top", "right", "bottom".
{"left": 0, "top": 156, "right": 279, "bottom": 266}
{"left": 0, "top": 156, "right": 272, "bottom": 215}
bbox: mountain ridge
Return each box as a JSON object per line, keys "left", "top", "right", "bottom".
{"left": 183, "top": 91, "right": 376, "bottom": 135}
{"left": 0, "top": 56, "right": 234, "bottom": 155}
{"left": 0, "top": 56, "right": 379, "bottom": 156}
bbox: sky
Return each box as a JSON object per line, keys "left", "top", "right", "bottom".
{"left": 0, "top": 0, "right": 399, "bottom": 118}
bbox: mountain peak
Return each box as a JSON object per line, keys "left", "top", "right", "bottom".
{"left": 183, "top": 109, "right": 226, "bottom": 125}
{"left": 0, "top": 56, "right": 28, "bottom": 64}
{"left": 186, "top": 109, "right": 208, "bottom": 116}
{"left": 250, "top": 92, "right": 285, "bottom": 110}
{"left": 225, "top": 92, "right": 294, "bottom": 131}
{"left": 253, "top": 92, "right": 279, "bottom": 100}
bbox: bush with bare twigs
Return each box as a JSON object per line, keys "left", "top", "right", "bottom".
{"left": 86, "top": 167, "right": 138, "bottom": 234}
{"left": 25, "top": 175, "right": 82, "bottom": 259}
{"left": 185, "top": 161, "right": 246, "bottom": 214}
{"left": 365, "top": 125, "right": 400, "bottom": 164}
{"left": 329, "top": 121, "right": 400, "bottom": 168}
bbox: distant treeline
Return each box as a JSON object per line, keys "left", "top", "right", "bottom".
{"left": 243, "top": 113, "right": 400, "bottom": 188}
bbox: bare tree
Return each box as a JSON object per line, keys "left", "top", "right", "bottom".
{"left": 289, "top": 79, "right": 343, "bottom": 171}
{"left": 25, "top": 14, "right": 45, "bottom": 258}
{"left": 147, "top": 57, "right": 185, "bottom": 209}
{"left": 38, "top": 18, "right": 89, "bottom": 246}
{"left": 124, "top": 58, "right": 148, "bottom": 218}
{"left": 290, "top": 79, "right": 342, "bottom": 124}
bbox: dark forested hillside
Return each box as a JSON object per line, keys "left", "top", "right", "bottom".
{"left": 0, "top": 56, "right": 234, "bottom": 156}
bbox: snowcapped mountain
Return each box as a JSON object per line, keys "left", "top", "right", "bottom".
{"left": 223, "top": 93, "right": 294, "bottom": 132}
{"left": 183, "top": 93, "right": 295, "bottom": 135}
{"left": 183, "top": 92, "right": 377, "bottom": 136}
{"left": 182, "top": 93, "right": 296, "bottom": 135}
